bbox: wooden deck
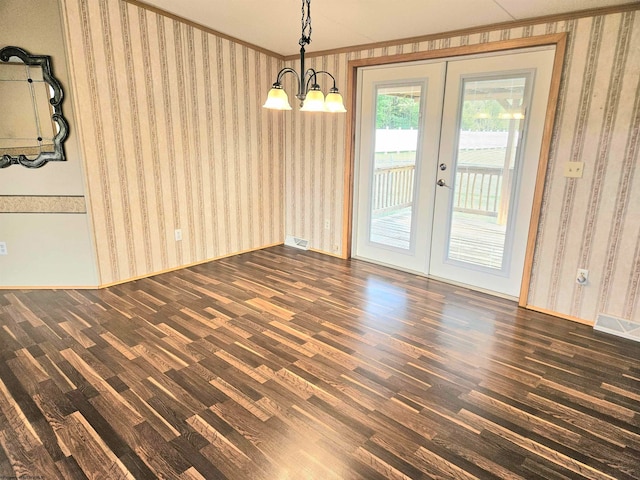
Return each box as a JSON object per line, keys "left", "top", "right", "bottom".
{"left": 371, "top": 207, "right": 506, "bottom": 269}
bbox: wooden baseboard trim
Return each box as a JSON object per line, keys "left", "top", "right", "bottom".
{"left": 524, "top": 304, "right": 594, "bottom": 326}
{"left": 308, "top": 248, "right": 347, "bottom": 259}
{"left": 0, "top": 285, "right": 100, "bottom": 290}
{"left": 0, "top": 246, "right": 600, "bottom": 333}
{"left": 0, "top": 243, "right": 284, "bottom": 291}
{"left": 99, "top": 242, "right": 285, "bottom": 289}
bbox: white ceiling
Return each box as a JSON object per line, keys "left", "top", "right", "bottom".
{"left": 139, "top": 0, "right": 638, "bottom": 56}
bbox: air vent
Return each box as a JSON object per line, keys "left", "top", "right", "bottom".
{"left": 284, "top": 235, "right": 309, "bottom": 250}
{"left": 594, "top": 314, "right": 640, "bottom": 343}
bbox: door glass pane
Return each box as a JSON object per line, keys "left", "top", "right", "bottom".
{"left": 447, "top": 76, "right": 527, "bottom": 269}
{"left": 369, "top": 84, "right": 422, "bottom": 250}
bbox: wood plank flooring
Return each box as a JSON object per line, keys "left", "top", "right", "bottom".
{"left": 1, "top": 245, "right": 639, "bottom": 479}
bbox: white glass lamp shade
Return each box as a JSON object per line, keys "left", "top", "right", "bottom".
{"left": 300, "top": 88, "right": 326, "bottom": 112}
{"left": 263, "top": 86, "right": 292, "bottom": 110}
{"left": 324, "top": 91, "right": 347, "bottom": 113}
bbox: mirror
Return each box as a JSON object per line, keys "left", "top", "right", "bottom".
{"left": 0, "top": 46, "right": 69, "bottom": 168}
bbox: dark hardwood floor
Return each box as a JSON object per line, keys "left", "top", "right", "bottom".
{"left": 1, "top": 245, "right": 639, "bottom": 479}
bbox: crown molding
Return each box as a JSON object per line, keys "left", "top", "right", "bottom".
{"left": 285, "top": 2, "right": 639, "bottom": 61}
{"left": 122, "top": 1, "right": 638, "bottom": 62}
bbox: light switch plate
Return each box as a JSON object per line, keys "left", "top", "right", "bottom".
{"left": 564, "top": 161, "right": 584, "bottom": 178}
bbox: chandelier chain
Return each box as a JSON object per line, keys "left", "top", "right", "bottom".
{"left": 263, "top": 0, "right": 345, "bottom": 112}
{"left": 300, "top": 0, "right": 312, "bottom": 46}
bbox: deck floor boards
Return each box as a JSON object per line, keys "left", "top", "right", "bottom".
{"left": 371, "top": 207, "right": 506, "bottom": 268}
{"left": 0, "top": 246, "right": 639, "bottom": 479}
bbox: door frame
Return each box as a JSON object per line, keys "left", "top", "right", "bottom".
{"left": 341, "top": 33, "right": 567, "bottom": 307}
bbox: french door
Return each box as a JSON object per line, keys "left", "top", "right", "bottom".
{"left": 353, "top": 62, "right": 446, "bottom": 272}
{"left": 352, "top": 48, "right": 555, "bottom": 298}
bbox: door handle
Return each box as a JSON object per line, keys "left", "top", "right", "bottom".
{"left": 437, "top": 179, "right": 447, "bottom": 187}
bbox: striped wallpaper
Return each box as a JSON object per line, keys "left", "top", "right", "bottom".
{"left": 284, "top": 52, "right": 347, "bottom": 256}
{"left": 58, "top": 0, "right": 638, "bottom": 323}
{"left": 60, "top": 0, "right": 285, "bottom": 285}
{"left": 285, "top": 10, "right": 640, "bottom": 323}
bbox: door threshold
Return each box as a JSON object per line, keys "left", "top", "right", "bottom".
{"left": 426, "top": 274, "right": 518, "bottom": 301}
{"left": 352, "top": 256, "right": 518, "bottom": 302}
{"left": 351, "top": 255, "right": 426, "bottom": 276}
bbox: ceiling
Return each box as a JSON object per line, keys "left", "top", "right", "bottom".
{"left": 138, "top": 0, "right": 638, "bottom": 56}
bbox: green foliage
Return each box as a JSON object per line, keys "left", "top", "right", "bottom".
{"left": 460, "top": 99, "right": 509, "bottom": 131}
{"left": 375, "top": 94, "right": 420, "bottom": 129}
{"left": 376, "top": 93, "right": 510, "bottom": 132}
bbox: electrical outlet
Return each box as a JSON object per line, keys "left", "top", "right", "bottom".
{"left": 576, "top": 269, "right": 588, "bottom": 285}
{"left": 174, "top": 229, "right": 182, "bottom": 241}
{"left": 564, "top": 162, "right": 584, "bottom": 178}
{"left": 0, "top": 242, "right": 7, "bottom": 255}
{"left": 324, "top": 220, "right": 330, "bottom": 230}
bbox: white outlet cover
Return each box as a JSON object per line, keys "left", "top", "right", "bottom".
{"left": 576, "top": 268, "right": 588, "bottom": 284}
{"left": 0, "top": 242, "right": 6, "bottom": 255}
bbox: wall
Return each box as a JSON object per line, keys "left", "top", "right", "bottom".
{"left": 0, "top": 0, "right": 98, "bottom": 287}
{"left": 285, "top": 9, "right": 640, "bottom": 323}
{"left": 59, "top": 0, "right": 285, "bottom": 285}
{"left": 284, "top": 54, "right": 348, "bottom": 256}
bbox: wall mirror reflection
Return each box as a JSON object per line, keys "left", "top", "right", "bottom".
{"left": 0, "top": 46, "right": 68, "bottom": 168}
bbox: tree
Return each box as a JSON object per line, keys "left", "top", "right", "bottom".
{"left": 460, "top": 99, "right": 508, "bottom": 131}
{"left": 376, "top": 94, "right": 420, "bottom": 129}
{"left": 376, "top": 93, "right": 512, "bottom": 131}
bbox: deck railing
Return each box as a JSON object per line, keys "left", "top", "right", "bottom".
{"left": 373, "top": 164, "right": 512, "bottom": 217}
{"left": 454, "top": 166, "right": 511, "bottom": 217}
{"left": 372, "top": 165, "right": 415, "bottom": 212}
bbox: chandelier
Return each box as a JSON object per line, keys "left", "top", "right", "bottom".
{"left": 263, "top": 0, "right": 346, "bottom": 113}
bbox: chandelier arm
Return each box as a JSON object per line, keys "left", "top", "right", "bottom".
{"left": 273, "top": 67, "right": 304, "bottom": 104}
{"left": 308, "top": 70, "right": 338, "bottom": 90}
{"left": 275, "top": 67, "right": 301, "bottom": 86}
